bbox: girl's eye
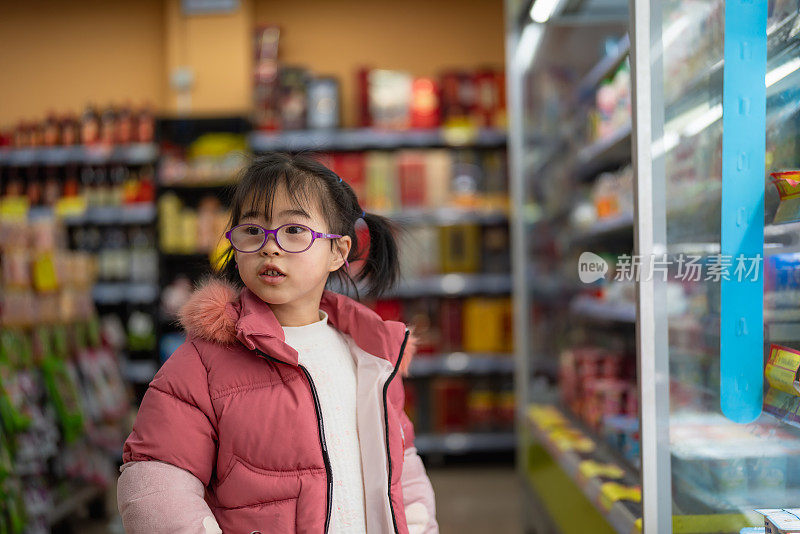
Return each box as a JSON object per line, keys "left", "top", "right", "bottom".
{"left": 285, "top": 225, "right": 308, "bottom": 235}
{"left": 244, "top": 225, "right": 262, "bottom": 235}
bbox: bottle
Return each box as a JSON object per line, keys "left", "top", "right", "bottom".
{"left": 80, "top": 105, "right": 101, "bottom": 145}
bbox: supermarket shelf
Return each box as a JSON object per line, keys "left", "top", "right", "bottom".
{"left": 414, "top": 432, "right": 515, "bottom": 455}
{"left": 389, "top": 273, "right": 512, "bottom": 298}
{"left": 0, "top": 143, "right": 158, "bottom": 166}
{"left": 570, "top": 213, "right": 633, "bottom": 247}
{"left": 377, "top": 206, "right": 509, "bottom": 226}
{"left": 48, "top": 484, "right": 104, "bottom": 526}
{"left": 407, "top": 353, "right": 515, "bottom": 378}
{"left": 527, "top": 405, "right": 641, "bottom": 534}
{"left": 575, "top": 123, "right": 632, "bottom": 182}
{"left": 575, "top": 34, "right": 630, "bottom": 103}
{"left": 63, "top": 204, "right": 156, "bottom": 225}
{"left": 249, "top": 127, "right": 507, "bottom": 152}
{"left": 570, "top": 296, "right": 636, "bottom": 324}
{"left": 92, "top": 282, "right": 159, "bottom": 305}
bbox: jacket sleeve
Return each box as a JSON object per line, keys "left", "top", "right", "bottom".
{"left": 117, "top": 460, "right": 222, "bottom": 534}
{"left": 122, "top": 341, "right": 218, "bottom": 486}
{"left": 400, "top": 407, "right": 439, "bottom": 533}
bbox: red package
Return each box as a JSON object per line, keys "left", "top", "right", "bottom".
{"left": 356, "top": 67, "right": 372, "bottom": 127}
{"left": 397, "top": 150, "right": 426, "bottom": 207}
{"left": 439, "top": 298, "right": 463, "bottom": 352}
{"left": 331, "top": 152, "right": 366, "bottom": 202}
{"left": 410, "top": 77, "right": 440, "bottom": 129}
{"left": 433, "top": 377, "right": 469, "bottom": 432}
{"left": 474, "top": 69, "right": 499, "bottom": 127}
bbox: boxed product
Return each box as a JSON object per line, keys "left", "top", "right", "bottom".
{"left": 397, "top": 150, "right": 427, "bottom": 207}
{"left": 432, "top": 377, "right": 469, "bottom": 432}
{"left": 410, "top": 77, "right": 440, "bottom": 129}
{"left": 307, "top": 77, "right": 340, "bottom": 130}
{"left": 278, "top": 66, "right": 309, "bottom": 130}
{"left": 765, "top": 344, "right": 800, "bottom": 396}
{"left": 424, "top": 149, "right": 452, "bottom": 207}
{"left": 438, "top": 298, "right": 463, "bottom": 352}
{"left": 480, "top": 223, "right": 510, "bottom": 273}
{"left": 330, "top": 152, "right": 366, "bottom": 202}
{"left": 462, "top": 297, "right": 513, "bottom": 353}
{"left": 770, "top": 172, "right": 800, "bottom": 225}
{"left": 369, "top": 69, "right": 413, "bottom": 130}
{"left": 439, "top": 224, "right": 480, "bottom": 273}
{"left": 756, "top": 509, "right": 800, "bottom": 533}
{"left": 398, "top": 226, "right": 439, "bottom": 279}
{"left": 365, "top": 151, "right": 398, "bottom": 212}
{"left": 253, "top": 25, "right": 281, "bottom": 131}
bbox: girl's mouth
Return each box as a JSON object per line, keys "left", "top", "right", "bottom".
{"left": 259, "top": 268, "right": 287, "bottom": 284}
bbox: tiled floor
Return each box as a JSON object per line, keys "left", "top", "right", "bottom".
{"left": 427, "top": 464, "right": 524, "bottom": 534}
{"left": 73, "top": 464, "right": 524, "bottom": 533}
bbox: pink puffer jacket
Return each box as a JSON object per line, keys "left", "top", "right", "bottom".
{"left": 123, "top": 279, "right": 432, "bottom": 533}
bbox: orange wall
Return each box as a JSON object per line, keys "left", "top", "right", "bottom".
{"left": 0, "top": 0, "right": 505, "bottom": 128}
{"left": 163, "top": 0, "right": 254, "bottom": 116}
{"left": 0, "top": 0, "right": 165, "bottom": 127}
{"left": 255, "top": 0, "right": 506, "bottom": 126}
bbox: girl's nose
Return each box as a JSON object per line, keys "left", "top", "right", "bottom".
{"left": 260, "top": 233, "right": 282, "bottom": 255}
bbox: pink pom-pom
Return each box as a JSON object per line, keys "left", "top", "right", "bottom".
{"left": 178, "top": 278, "right": 240, "bottom": 345}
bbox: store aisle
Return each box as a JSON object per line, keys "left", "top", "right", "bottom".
{"left": 427, "top": 465, "right": 523, "bottom": 534}
{"left": 72, "top": 464, "right": 524, "bottom": 533}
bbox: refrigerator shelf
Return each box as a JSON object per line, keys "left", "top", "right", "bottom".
{"left": 527, "top": 404, "right": 641, "bottom": 534}
{"left": 570, "top": 296, "right": 636, "bottom": 324}
{"left": 575, "top": 122, "right": 632, "bottom": 183}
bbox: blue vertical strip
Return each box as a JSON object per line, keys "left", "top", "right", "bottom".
{"left": 720, "top": 0, "right": 767, "bottom": 423}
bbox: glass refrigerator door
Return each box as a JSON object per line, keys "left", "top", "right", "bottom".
{"left": 633, "top": 0, "right": 800, "bottom": 531}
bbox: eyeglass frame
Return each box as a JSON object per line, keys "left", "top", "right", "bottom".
{"left": 225, "top": 222, "right": 344, "bottom": 254}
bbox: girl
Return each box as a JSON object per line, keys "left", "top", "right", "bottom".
{"left": 117, "top": 153, "right": 438, "bottom": 534}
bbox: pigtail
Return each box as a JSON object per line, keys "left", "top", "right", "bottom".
{"left": 352, "top": 211, "right": 401, "bottom": 298}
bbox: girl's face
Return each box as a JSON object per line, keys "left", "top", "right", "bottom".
{"left": 234, "top": 184, "right": 351, "bottom": 326}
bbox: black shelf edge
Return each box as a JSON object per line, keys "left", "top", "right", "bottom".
{"left": 407, "top": 353, "right": 515, "bottom": 377}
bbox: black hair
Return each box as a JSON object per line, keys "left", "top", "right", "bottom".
{"left": 219, "top": 152, "right": 403, "bottom": 299}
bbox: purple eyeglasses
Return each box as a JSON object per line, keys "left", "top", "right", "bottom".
{"left": 225, "top": 223, "right": 343, "bottom": 254}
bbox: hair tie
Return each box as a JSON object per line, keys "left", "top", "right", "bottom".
{"left": 338, "top": 176, "right": 343, "bottom": 183}
{"left": 361, "top": 210, "right": 366, "bottom": 219}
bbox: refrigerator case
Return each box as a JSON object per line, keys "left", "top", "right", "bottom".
{"left": 637, "top": 0, "right": 800, "bottom": 531}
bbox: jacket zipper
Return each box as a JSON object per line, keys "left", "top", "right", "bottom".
{"left": 382, "top": 329, "right": 410, "bottom": 534}
{"left": 255, "top": 349, "right": 333, "bottom": 534}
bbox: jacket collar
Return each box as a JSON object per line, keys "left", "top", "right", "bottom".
{"left": 179, "top": 278, "right": 409, "bottom": 369}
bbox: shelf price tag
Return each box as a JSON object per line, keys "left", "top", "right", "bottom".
{"left": 0, "top": 197, "right": 29, "bottom": 222}
{"left": 55, "top": 196, "right": 87, "bottom": 219}
{"left": 599, "top": 482, "right": 641, "bottom": 512}
{"left": 765, "top": 344, "right": 800, "bottom": 396}
{"left": 578, "top": 460, "right": 624, "bottom": 480}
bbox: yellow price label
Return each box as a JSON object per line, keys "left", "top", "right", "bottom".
{"left": 0, "top": 197, "right": 29, "bottom": 222}
{"left": 579, "top": 460, "right": 624, "bottom": 480}
{"left": 33, "top": 252, "right": 59, "bottom": 292}
{"left": 55, "top": 196, "right": 87, "bottom": 218}
{"left": 599, "top": 482, "right": 641, "bottom": 511}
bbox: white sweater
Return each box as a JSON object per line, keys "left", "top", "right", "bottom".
{"left": 282, "top": 309, "right": 367, "bottom": 534}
